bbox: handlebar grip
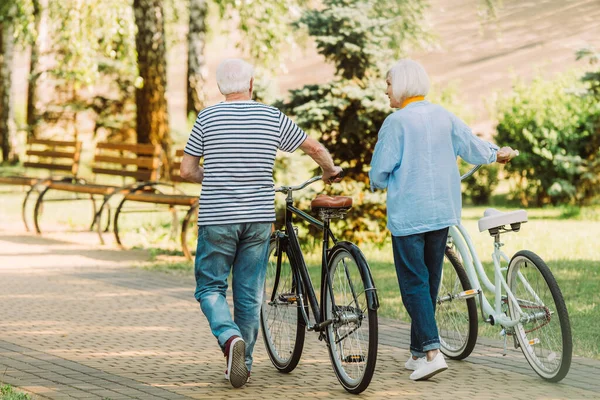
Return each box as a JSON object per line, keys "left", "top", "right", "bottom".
{"left": 328, "top": 169, "right": 345, "bottom": 183}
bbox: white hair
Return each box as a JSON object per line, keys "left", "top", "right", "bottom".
{"left": 386, "top": 59, "right": 430, "bottom": 101}
{"left": 215, "top": 58, "right": 254, "bottom": 95}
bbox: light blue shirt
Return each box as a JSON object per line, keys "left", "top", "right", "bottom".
{"left": 369, "top": 101, "right": 498, "bottom": 237}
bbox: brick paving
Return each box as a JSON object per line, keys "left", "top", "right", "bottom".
{"left": 1, "top": 228, "right": 599, "bottom": 400}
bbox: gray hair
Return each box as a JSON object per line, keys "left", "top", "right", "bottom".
{"left": 386, "top": 59, "right": 430, "bottom": 101}
{"left": 215, "top": 58, "right": 254, "bottom": 95}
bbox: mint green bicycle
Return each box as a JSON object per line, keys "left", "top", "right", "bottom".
{"left": 436, "top": 165, "right": 572, "bottom": 382}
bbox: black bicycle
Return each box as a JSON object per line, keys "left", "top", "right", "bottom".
{"left": 260, "top": 175, "right": 379, "bottom": 394}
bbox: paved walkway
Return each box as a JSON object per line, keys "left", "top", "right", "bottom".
{"left": 1, "top": 228, "right": 599, "bottom": 399}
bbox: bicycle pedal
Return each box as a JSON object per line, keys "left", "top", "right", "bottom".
{"left": 278, "top": 293, "right": 297, "bottom": 303}
{"left": 343, "top": 355, "right": 365, "bottom": 363}
{"left": 458, "top": 288, "right": 481, "bottom": 299}
{"left": 528, "top": 338, "right": 540, "bottom": 346}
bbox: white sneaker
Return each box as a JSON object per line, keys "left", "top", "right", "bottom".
{"left": 404, "top": 356, "right": 425, "bottom": 370}
{"left": 409, "top": 352, "right": 448, "bottom": 381}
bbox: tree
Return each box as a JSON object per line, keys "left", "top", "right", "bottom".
{"left": 0, "top": 19, "right": 15, "bottom": 163}
{"left": 26, "top": 0, "right": 46, "bottom": 139}
{"left": 186, "top": 0, "right": 208, "bottom": 116}
{"left": 0, "top": 0, "right": 33, "bottom": 163}
{"left": 133, "top": 0, "right": 171, "bottom": 157}
{"left": 276, "top": 0, "right": 431, "bottom": 244}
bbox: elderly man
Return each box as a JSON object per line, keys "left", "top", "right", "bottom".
{"left": 180, "top": 58, "right": 342, "bottom": 388}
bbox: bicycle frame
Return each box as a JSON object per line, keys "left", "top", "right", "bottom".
{"left": 275, "top": 181, "right": 341, "bottom": 331}
{"left": 448, "top": 164, "right": 543, "bottom": 327}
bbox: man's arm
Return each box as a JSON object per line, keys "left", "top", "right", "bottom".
{"left": 180, "top": 154, "right": 204, "bottom": 184}
{"left": 298, "top": 137, "right": 342, "bottom": 182}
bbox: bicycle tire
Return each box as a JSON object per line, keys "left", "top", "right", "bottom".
{"left": 260, "top": 236, "right": 306, "bottom": 372}
{"left": 436, "top": 246, "right": 479, "bottom": 359}
{"left": 324, "top": 242, "right": 378, "bottom": 394}
{"left": 506, "top": 250, "right": 572, "bottom": 382}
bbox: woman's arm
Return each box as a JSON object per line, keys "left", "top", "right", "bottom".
{"left": 369, "top": 118, "right": 401, "bottom": 190}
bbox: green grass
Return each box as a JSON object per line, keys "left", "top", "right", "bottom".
{"left": 138, "top": 206, "right": 600, "bottom": 359}
{"left": 0, "top": 384, "right": 31, "bottom": 400}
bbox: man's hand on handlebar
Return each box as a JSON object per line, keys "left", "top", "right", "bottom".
{"left": 323, "top": 166, "right": 344, "bottom": 183}
{"left": 496, "top": 146, "right": 519, "bottom": 164}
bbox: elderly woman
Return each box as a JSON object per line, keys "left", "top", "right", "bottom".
{"left": 369, "top": 59, "right": 515, "bottom": 381}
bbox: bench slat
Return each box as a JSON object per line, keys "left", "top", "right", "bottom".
{"left": 91, "top": 167, "right": 156, "bottom": 181}
{"left": 26, "top": 150, "right": 78, "bottom": 159}
{"left": 94, "top": 155, "right": 159, "bottom": 169}
{"left": 125, "top": 192, "right": 198, "bottom": 206}
{"left": 96, "top": 142, "right": 160, "bottom": 155}
{"left": 23, "top": 162, "right": 74, "bottom": 172}
{"left": 28, "top": 139, "right": 78, "bottom": 147}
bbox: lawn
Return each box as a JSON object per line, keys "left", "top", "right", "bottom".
{"left": 142, "top": 204, "right": 600, "bottom": 360}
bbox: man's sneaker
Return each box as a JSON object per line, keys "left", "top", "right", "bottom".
{"left": 409, "top": 352, "right": 448, "bottom": 381}
{"left": 404, "top": 356, "right": 425, "bottom": 371}
{"left": 223, "top": 336, "right": 248, "bottom": 388}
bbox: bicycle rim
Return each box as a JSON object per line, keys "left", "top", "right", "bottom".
{"left": 506, "top": 251, "right": 572, "bottom": 382}
{"left": 436, "top": 247, "right": 478, "bottom": 359}
{"left": 260, "top": 238, "right": 305, "bottom": 372}
{"left": 325, "top": 247, "right": 377, "bottom": 394}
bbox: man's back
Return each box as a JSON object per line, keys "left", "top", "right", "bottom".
{"left": 184, "top": 100, "right": 306, "bottom": 225}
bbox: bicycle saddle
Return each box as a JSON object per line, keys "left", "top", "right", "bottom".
{"left": 478, "top": 208, "right": 528, "bottom": 232}
{"left": 311, "top": 194, "right": 353, "bottom": 209}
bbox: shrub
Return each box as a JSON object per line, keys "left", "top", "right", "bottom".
{"left": 495, "top": 71, "right": 600, "bottom": 206}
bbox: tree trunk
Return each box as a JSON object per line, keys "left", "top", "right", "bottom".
{"left": 133, "top": 0, "right": 171, "bottom": 161}
{"left": 187, "top": 0, "right": 207, "bottom": 116}
{"left": 27, "top": 0, "right": 47, "bottom": 139}
{"left": 0, "top": 21, "right": 16, "bottom": 163}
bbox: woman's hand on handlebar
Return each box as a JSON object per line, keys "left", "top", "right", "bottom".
{"left": 323, "top": 166, "right": 344, "bottom": 183}
{"left": 497, "top": 146, "right": 519, "bottom": 164}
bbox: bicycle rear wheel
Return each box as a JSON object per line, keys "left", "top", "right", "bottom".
{"left": 260, "top": 236, "right": 306, "bottom": 372}
{"left": 506, "top": 250, "right": 572, "bottom": 382}
{"left": 324, "top": 243, "right": 377, "bottom": 394}
{"left": 436, "top": 246, "right": 479, "bottom": 359}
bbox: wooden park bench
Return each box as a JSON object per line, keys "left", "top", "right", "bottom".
{"left": 32, "top": 142, "right": 162, "bottom": 242}
{"left": 112, "top": 149, "right": 199, "bottom": 260}
{"left": 0, "top": 139, "right": 82, "bottom": 231}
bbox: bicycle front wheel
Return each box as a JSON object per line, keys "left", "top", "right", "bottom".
{"left": 436, "top": 246, "right": 479, "bottom": 359}
{"left": 506, "top": 250, "right": 572, "bottom": 382}
{"left": 260, "top": 236, "right": 306, "bottom": 372}
{"left": 324, "top": 243, "right": 377, "bottom": 394}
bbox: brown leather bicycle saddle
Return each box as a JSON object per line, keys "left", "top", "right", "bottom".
{"left": 311, "top": 194, "right": 353, "bottom": 209}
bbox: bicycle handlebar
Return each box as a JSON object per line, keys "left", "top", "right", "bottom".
{"left": 274, "top": 170, "right": 344, "bottom": 194}
{"left": 275, "top": 175, "right": 323, "bottom": 193}
{"left": 461, "top": 149, "right": 519, "bottom": 181}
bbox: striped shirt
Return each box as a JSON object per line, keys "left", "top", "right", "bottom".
{"left": 184, "top": 100, "right": 307, "bottom": 225}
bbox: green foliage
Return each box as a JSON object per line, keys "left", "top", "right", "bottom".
{"left": 42, "top": 0, "right": 137, "bottom": 140}
{"left": 215, "top": 0, "right": 309, "bottom": 72}
{"left": 0, "top": 384, "right": 31, "bottom": 400}
{"left": 296, "top": 0, "right": 430, "bottom": 80}
{"left": 459, "top": 159, "right": 499, "bottom": 205}
{"left": 495, "top": 70, "right": 600, "bottom": 206}
{"left": 0, "top": 0, "right": 35, "bottom": 46}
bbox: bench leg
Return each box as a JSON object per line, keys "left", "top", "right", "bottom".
{"left": 33, "top": 186, "right": 51, "bottom": 234}
{"left": 113, "top": 196, "right": 128, "bottom": 247}
{"left": 22, "top": 185, "right": 41, "bottom": 232}
{"left": 180, "top": 204, "right": 198, "bottom": 260}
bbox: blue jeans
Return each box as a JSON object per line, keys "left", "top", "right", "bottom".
{"left": 392, "top": 227, "right": 449, "bottom": 357}
{"left": 194, "top": 222, "right": 271, "bottom": 371}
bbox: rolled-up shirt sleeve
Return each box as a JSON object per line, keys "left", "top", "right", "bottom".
{"left": 451, "top": 113, "right": 498, "bottom": 165}
{"left": 369, "top": 117, "right": 402, "bottom": 191}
